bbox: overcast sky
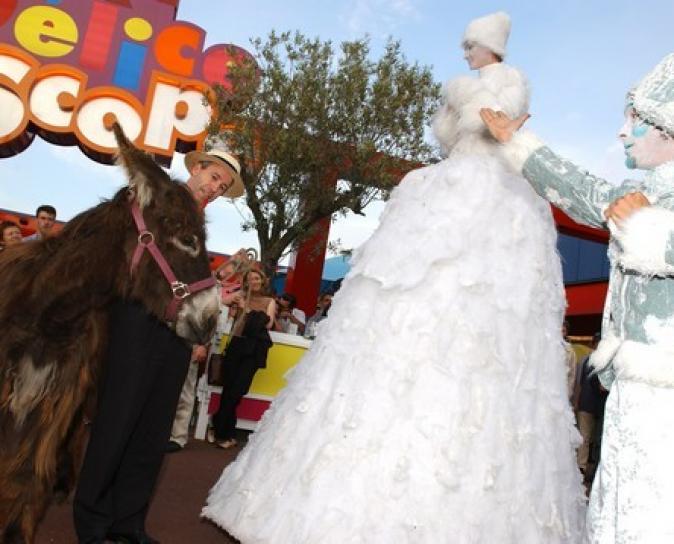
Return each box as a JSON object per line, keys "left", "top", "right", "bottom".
{"left": 1, "top": 0, "right": 672, "bottom": 256}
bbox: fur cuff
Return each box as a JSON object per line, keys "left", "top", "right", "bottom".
{"left": 613, "top": 340, "right": 674, "bottom": 388}
{"left": 498, "top": 131, "right": 544, "bottom": 173}
{"left": 613, "top": 206, "right": 674, "bottom": 277}
{"left": 589, "top": 330, "right": 621, "bottom": 373}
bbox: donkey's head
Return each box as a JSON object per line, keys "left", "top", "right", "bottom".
{"left": 113, "top": 123, "right": 218, "bottom": 345}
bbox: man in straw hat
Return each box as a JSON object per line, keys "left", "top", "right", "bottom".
{"left": 481, "top": 53, "right": 674, "bottom": 542}
{"left": 166, "top": 147, "right": 246, "bottom": 453}
{"left": 74, "top": 143, "right": 244, "bottom": 544}
{"left": 184, "top": 146, "right": 245, "bottom": 208}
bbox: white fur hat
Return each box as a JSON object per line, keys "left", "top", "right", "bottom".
{"left": 462, "top": 11, "right": 511, "bottom": 59}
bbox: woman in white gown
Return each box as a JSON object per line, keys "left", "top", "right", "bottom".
{"left": 203, "top": 12, "right": 586, "bottom": 543}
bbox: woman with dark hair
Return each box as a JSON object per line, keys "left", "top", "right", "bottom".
{"left": 211, "top": 269, "right": 276, "bottom": 449}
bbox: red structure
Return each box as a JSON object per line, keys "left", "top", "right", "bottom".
{"left": 283, "top": 215, "right": 332, "bottom": 315}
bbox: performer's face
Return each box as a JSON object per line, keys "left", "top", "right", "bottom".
{"left": 619, "top": 108, "right": 674, "bottom": 170}
{"left": 463, "top": 42, "right": 498, "bottom": 70}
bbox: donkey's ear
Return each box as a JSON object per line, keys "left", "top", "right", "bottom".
{"left": 112, "top": 122, "right": 167, "bottom": 210}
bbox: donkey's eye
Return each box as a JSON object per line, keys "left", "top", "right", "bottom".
{"left": 170, "top": 233, "right": 200, "bottom": 256}
{"left": 181, "top": 235, "right": 197, "bottom": 248}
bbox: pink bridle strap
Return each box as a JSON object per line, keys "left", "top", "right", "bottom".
{"left": 129, "top": 200, "right": 216, "bottom": 322}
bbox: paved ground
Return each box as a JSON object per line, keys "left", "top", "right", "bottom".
{"left": 36, "top": 438, "right": 246, "bottom": 544}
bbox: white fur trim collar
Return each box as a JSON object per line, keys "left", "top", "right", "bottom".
{"left": 612, "top": 340, "right": 674, "bottom": 388}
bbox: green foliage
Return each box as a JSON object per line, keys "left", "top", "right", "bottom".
{"left": 208, "top": 31, "right": 441, "bottom": 274}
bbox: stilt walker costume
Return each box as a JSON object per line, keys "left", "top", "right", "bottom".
{"left": 203, "top": 12, "right": 586, "bottom": 544}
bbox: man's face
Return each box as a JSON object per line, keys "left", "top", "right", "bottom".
{"left": 186, "top": 162, "right": 235, "bottom": 207}
{"left": 463, "top": 42, "right": 498, "bottom": 70}
{"left": 619, "top": 108, "right": 674, "bottom": 170}
{"left": 277, "top": 296, "right": 291, "bottom": 310}
{"left": 36, "top": 211, "right": 55, "bottom": 236}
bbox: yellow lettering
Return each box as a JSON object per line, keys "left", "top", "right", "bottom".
{"left": 14, "top": 6, "right": 78, "bottom": 58}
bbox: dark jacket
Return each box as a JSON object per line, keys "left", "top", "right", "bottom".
{"left": 226, "top": 310, "right": 272, "bottom": 369}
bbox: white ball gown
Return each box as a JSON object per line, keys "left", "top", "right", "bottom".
{"left": 203, "top": 62, "right": 586, "bottom": 543}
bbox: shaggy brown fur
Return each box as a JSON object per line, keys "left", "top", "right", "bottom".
{"left": 0, "top": 125, "right": 215, "bottom": 544}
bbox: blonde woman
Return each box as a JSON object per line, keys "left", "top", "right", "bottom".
{"left": 211, "top": 269, "right": 275, "bottom": 449}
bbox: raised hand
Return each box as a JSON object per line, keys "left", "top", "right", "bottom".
{"left": 604, "top": 192, "right": 651, "bottom": 227}
{"left": 480, "top": 108, "right": 530, "bottom": 143}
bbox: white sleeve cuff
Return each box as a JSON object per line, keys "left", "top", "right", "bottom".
{"left": 498, "top": 130, "right": 545, "bottom": 173}
{"left": 613, "top": 206, "right": 674, "bottom": 277}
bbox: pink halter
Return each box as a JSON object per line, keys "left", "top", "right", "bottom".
{"left": 129, "top": 200, "right": 216, "bottom": 322}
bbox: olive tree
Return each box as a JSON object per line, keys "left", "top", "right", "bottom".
{"left": 208, "top": 31, "right": 441, "bottom": 276}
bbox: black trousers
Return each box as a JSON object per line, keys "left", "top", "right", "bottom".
{"left": 73, "top": 300, "right": 190, "bottom": 542}
{"left": 211, "top": 347, "right": 260, "bottom": 441}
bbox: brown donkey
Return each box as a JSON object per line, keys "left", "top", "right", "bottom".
{"left": 0, "top": 124, "right": 219, "bottom": 543}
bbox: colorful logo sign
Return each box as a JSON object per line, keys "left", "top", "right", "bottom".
{"left": 0, "top": 0, "right": 254, "bottom": 164}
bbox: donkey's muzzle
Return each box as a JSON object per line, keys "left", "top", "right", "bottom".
{"left": 174, "top": 288, "right": 219, "bottom": 345}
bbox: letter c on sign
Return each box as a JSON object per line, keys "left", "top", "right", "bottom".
{"left": 154, "top": 23, "right": 203, "bottom": 77}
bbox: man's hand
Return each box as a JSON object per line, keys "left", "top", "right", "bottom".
{"left": 479, "top": 108, "right": 530, "bottom": 143}
{"left": 604, "top": 192, "right": 651, "bottom": 227}
{"left": 191, "top": 344, "right": 208, "bottom": 364}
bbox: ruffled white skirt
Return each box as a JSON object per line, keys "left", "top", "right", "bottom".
{"left": 203, "top": 155, "right": 586, "bottom": 543}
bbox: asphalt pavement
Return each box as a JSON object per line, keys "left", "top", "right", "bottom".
{"left": 36, "top": 438, "right": 243, "bottom": 544}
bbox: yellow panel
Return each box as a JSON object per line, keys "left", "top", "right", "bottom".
{"left": 217, "top": 335, "right": 308, "bottom": 397}
{"left": 571, "top": 343, "right": 592, "bottom": 362}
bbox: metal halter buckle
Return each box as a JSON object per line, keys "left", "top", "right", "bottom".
{"left": 138, "top": 231, "right": 154, "bottom": 246}
{"left": 171, "top": 281, "right": 191, "bottom": 299}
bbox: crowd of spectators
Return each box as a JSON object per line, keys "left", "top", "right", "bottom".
{"left": 167, "top": 255, "right": 337, "bottom": 452}
{"left": 0, "top": 205, "right": 57, "bottom": 250}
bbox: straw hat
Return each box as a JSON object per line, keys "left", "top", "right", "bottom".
{"left": 184, "top": 147, "right": 244, "bottom": 198}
